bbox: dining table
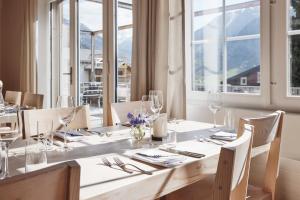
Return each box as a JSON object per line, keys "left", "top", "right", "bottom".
{"left": 6, "top": 120, "right": 269, "bottom": 200}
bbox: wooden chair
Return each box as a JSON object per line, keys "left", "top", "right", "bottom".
{"left": 237, "top": 110, "right": 285, "bottom": 200}
{"left": 164, "top": 124, "right": 254, "bottom": 200}
{"left": 22, "top": 93, "right": 44, "bottom": 109}
{"left": 5, "top": 91, "right": 22, "bottom": 105}
{"left": 23, "top": 105, "right": 90, "bottom": 139}
{"left": 0, "top": 160, "right": 80, "bottom": 200}
{"left": 110, "top": 101, "right": 151, "bottom": 125}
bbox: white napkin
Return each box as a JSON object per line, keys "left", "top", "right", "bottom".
{"left": 211, "top": 131, "right": 237, "bottom": 141}
{"left": 54, "top": 130, "right": 85, "bottom": 142}
{"left": 125, "top": 149, "right": 187, "bottom": 168}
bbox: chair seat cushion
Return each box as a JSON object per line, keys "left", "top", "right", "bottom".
{"left": 247, "top": 184, "right": 272, "bottom": 200}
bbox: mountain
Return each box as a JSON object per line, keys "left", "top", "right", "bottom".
{"left": 78, "top": 21, "right": 132, "bottom": 63}
{"left": 194, "top": 7, "right": 260, "bottom": 78}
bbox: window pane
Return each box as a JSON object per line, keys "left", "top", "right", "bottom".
{"left": 225, "top": 1, "right": 260, "bottom": 37}
{"left": 116, "top": 0, "right": 132, "bottom": 102}
{"left": 227, "top": 39, "right": 260, "bottom": 93}
{"left": 289, "top": 0, "right": 300, "bottom": 30}
{"left": 192, "top": 42, "right": 224, "bottom": 92}
{"left": 191, "top": 0, "right": 261, "bottom": 94}
{"left": 192, "top": 0, "right": 223, "bottom": 41}
{"left": 79, "top": 0, "right": 103, "bottom": 125}
{"left": 289, "top": 35, "right": 300, "bottom": 95}
{"left": 61, "top": 0, "right": 71, "bottom": 96}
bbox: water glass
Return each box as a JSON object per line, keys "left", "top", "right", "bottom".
{"left": 224, "top": 109, "right": 235, "bottom": 132}
{"left": 0, "top": 142, "right": 8, "bottom": 179}
{"left": 25, "top": 140, "right": 47, "bottom": 173}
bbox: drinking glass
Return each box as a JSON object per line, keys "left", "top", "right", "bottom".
{"left": 0, "top": 142, "right": 8, "bottom": 179}
{"left": 56, "top": 96, "right": 76, "bottom": 151}
{"left": 207, "top": 91, "right": 223, "bottom": 132}
{"left": 168, "top": 118, "right": 179, "bottom": 145}
{"left": 141, "top": 95, "right": 150, "bottom": 116}
{"left": 0, "top": 127, "right": 20, "bottom": 178}
{"left": 37, "top": 120, "right": 54, "bottom": 151}
{"left": 224, "top": 109, "right": 235, "bottom": 132}
{"left": 25, "top": 140, "right": 47, "bottom": 173}
{"left": 149, "top": 90, "right": 163, "bottom": 118}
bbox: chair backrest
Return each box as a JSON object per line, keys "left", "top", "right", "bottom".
{"left": 5, "top": 91, "right": 22, "bottom": 105}
{"left": 238, "top": 110, "right": 285, "bottom": 200}
{"left": 110, "top": 101, "right": 151, "bottom": 125}
{"left": 23, "top": 105, "right": 90, "bottom": 138}
{"left": 0, "top": 161, "right": 80, "bottom": 200}
{"left": 213, "top": 124, "right": 254, "bottom": 200}
{"left": 22, "top": 93, "right": 44, "bottom": 109}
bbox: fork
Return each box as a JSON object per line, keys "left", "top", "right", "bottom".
{"left": 101, "top": 157, "right": 113, "bottom": 167}
{"left": 113, "top": 157, "right": 152, "bottom": 175}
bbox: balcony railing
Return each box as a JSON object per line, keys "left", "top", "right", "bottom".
{"left": 193, "top": 84, "right": 260, "bottom": 93}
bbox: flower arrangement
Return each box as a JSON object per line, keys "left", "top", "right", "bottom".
{"left": 127, "top": 112, "right": 146, "bottom": 127}
{"left": 127, "top": 112, "right": 146, "bottom": 141}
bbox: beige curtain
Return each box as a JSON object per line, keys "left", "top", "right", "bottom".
{"left": 131, "top": 0, "right": 186, "bottom": 119}
{"left": 20, "top": 0, "right": 37, "bottom": 93}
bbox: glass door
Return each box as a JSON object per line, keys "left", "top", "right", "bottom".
{"left": 50, "top": 0, "right": 76, "bottom": 105}
{"left": 78, "top": 0, "right": 104, "bottom": 126}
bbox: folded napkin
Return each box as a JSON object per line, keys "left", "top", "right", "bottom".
{"left": 54, "top": 130, "right": 85, "bottom": 142}
{"left": 125, "top": 149, "right": 186, "bottom": 168}
{"left": 4, "top": 106, "right": 17, "bottom": 113}
{"left": 210, "top": 131, "right": 237, "bottom": 141}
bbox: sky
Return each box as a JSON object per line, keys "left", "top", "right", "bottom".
{"left": 193, "top": 0, "right": 259, "bottom": 31}
{"left": 78, "top": 0, "right": 132, "bottom": 32}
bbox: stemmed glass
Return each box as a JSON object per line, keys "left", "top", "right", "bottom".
{"left": 207, "top": 91, "right": 223, "bottom": 132}
{"left": 56, "top": 96, "right": 76, "bottom": 151}
{"left": 0, "top": 124, "right": 20, "bottom": 178}
{"left": 37, "top": 120, "right": 54, "bottom": 151}
{"left": 149, "top": 90, "right": 163, "bottom": 119}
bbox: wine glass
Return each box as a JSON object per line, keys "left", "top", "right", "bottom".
{"left": 37, "top": 120, "right": 54, "bottom": 151}
{"left": 56, "top": 96, "right": 76, "bottom": 151}
{"left": 149, "top": 90, "right": 163, "bottom": 118}
{"left": 0, "top": 125, "right": 20, "bottom": 178}
{"left": 207, "top": 91, "right": 223, "bottom": 132}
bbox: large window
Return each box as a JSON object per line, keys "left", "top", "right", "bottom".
{"left": 191, "top": 0, "right": 260, "bottom": 94}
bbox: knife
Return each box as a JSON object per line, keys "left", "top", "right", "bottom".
{"left": 159, "top": 147, "right": 205, "bottom": 158}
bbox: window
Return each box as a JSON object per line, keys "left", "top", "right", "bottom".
{"left": 78, "top": 0, "right": 103, "bottom": 125}
{"left": 116, "top": 0, "right": 133, "bottom": 102}
{"left": 241, "top": 77, "right": 247, "bottom": 85}
{"left": 289, "top": 0, "right": 300, "bottom": 96}
{"left": 49, "top": 0, "right": 133, "bottom": 125}
{"left": 191, "top": 0, "right": 260, "bottom": 94}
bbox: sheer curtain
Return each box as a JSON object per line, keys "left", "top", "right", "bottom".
{"left": 131, "top": 0, "right": 186, "bottom": 119}
{"left": 20, "top": 0, "right": 37, "bottom": 93}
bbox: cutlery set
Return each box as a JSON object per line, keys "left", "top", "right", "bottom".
{"left": 101, "top": 157, "right": 153, "bottom": 175}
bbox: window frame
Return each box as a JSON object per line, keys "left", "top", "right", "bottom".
{"left": 270, "top": 0, "right": 300, "bottom": 111}
{"left": 185, "top": 0, "right": 271, "bottom": 108}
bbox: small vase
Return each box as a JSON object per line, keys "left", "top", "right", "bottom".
{"left": 131, "top": 125, "right": 145, "bottom": 141}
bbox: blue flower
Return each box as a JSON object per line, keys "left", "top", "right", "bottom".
{"left": 127, "top": 112, "right": 134, "bottom": 119}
